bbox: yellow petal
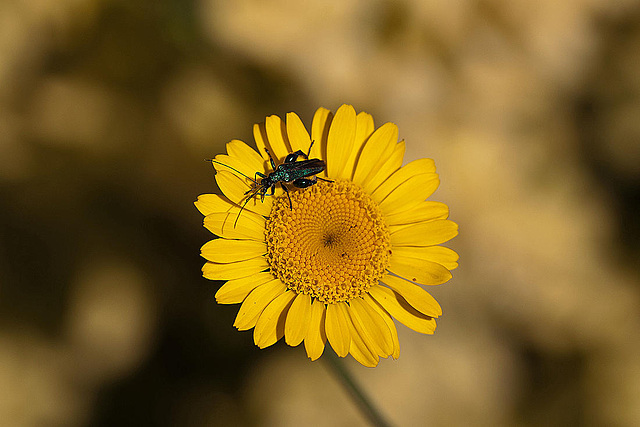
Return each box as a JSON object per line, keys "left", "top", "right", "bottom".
{"left": 391, "top": 246, "right": 459, "bottom": 270}
{"left": 347, "top": 312, "right": 379, "bottom": 367}
{"left": 354, "top": 112, "right": 374, "bottom": 147}
{"left": 310, "top": 108, "right": 332, "bottom": 178}
{"left": 362, "top": 140, "right": 405, "bottom": 194}
{"left": 253, "top": 120, "right": 293, "bottom": 166}
{"left": 380, "top": 274, "right": 442, "bottom": 317}
{"left": 195, "top": 194, "right": 235, "bottom": 216}
{"left": 378, "top": 174, "right": 440, "bottom": 215}
{"left": 348, "top": 298, "right": 394, "bottom": 357}
{"left": 370, "top": 158, "right": 436, "bottom": 204}
{"left": 254, "top": 290, "right": 296, "bottom": 348}
{"left": 368, "top": 285, "right": 437, "bottom": 334}
{"left": 284, "top": 293, "right": 312, "bottom": 347}
{"left": 215, "top": 272, "right": 274, "bottom": 304}
{"left": 388, "top": 254, "right": 453, "bottom": 285}
{"left": 253, "top": 122, "right": 270, "bottom": 162}
{"left": 304, "top": 300, "right": 327, "bottom": 361}
{"left": 384, "top": 201, "right": 449, "bottom": 226}
{"left": 325, "top": 302, "right": 351, "bottom": 357}
{"left": 310, "top": 108, "right": 332, "bottom": 160}
{"left": 233, "top": 279, "right": 286, "bottom": 330}
{"left": 364, "top": 294, "right": 400, "bottom": 359}
{"left": 203, "top": 211, "right": 265, "bottom": 240}
{"left": 202, "top": 257, "right": 268, "bottom": 281}
{"left": 390, "top": 220, "right": 458, "bottom": 247}
{"left": 212, "top": 154, "right": 260, "bottom": 186}
{"left": 265, "top": 114, "right": 291, "bottom": 161}
{"left": 225, "top": 139, "right": 266, "bottom": 173}
{"left": 352, "top": 122, "right": 399, "bottom": 187}
{"left": 342, "top": 111, "right": 374, "bottom": 180}
{"left": 214, "top": 170, "right": 273, "bottom": 217}
{"left": 200, "top": 239, "right": 266, "bottom": 263}
{"left": 326, "top": 104, "right": 357, "bottom": 179}
{"left": 214, "top": 169, "right": 249, "bottom": 202}
{"left": 286, "top": 112, "right": 312, "bottom": 154}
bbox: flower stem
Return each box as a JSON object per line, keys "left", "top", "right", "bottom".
{"left": 324, "top": 349, "right": 393, "bottom": 427}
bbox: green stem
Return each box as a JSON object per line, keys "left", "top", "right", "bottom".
{"left": 324, "top": 349, "right": 393, "bottom": 427}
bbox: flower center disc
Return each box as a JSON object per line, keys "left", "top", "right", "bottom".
{"left": 265, "top": 180, "right": 391, "bottom": 304}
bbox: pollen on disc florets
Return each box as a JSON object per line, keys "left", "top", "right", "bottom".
{"left": 265, "top": 180, "right": 391, "bottom": 304}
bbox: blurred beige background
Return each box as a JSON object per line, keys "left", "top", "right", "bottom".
{"left": 1, "top": 0, "right": 639, "bottom": 426}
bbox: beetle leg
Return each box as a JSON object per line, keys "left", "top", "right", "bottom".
{"left": 280, "top": 182, "right": 293, "bottom": 209}
{"left": 284, "top": 150, "right": 307, "bottom": 163}
{"left": 292, "top": 177, "right": 317, "bottom": 188}
{"left": 306, "top": 140, "right": 315, "bottom": 158}
{"left": 316, "top": 176, "right": 333, "bottom": 183}
{"left": 264, "top": 148, "right": 277, "bottom": 170}
{"left": 258, "top": 183, "right": 274, "bottom": 203}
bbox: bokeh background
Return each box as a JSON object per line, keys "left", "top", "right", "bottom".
{"left": 1, "top": 0, "right": 640, "bottom": 426}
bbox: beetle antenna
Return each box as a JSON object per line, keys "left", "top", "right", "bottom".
{"left": 205, "top": 159, "right": 259, "bottom": 184}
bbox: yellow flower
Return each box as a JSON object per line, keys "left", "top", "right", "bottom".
{"left": 196, "top": 104, "right": 458, "bottom": 367}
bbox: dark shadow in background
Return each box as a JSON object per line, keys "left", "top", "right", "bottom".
{"left": 575, "top": 8, "right": 640, "bottom": 266}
